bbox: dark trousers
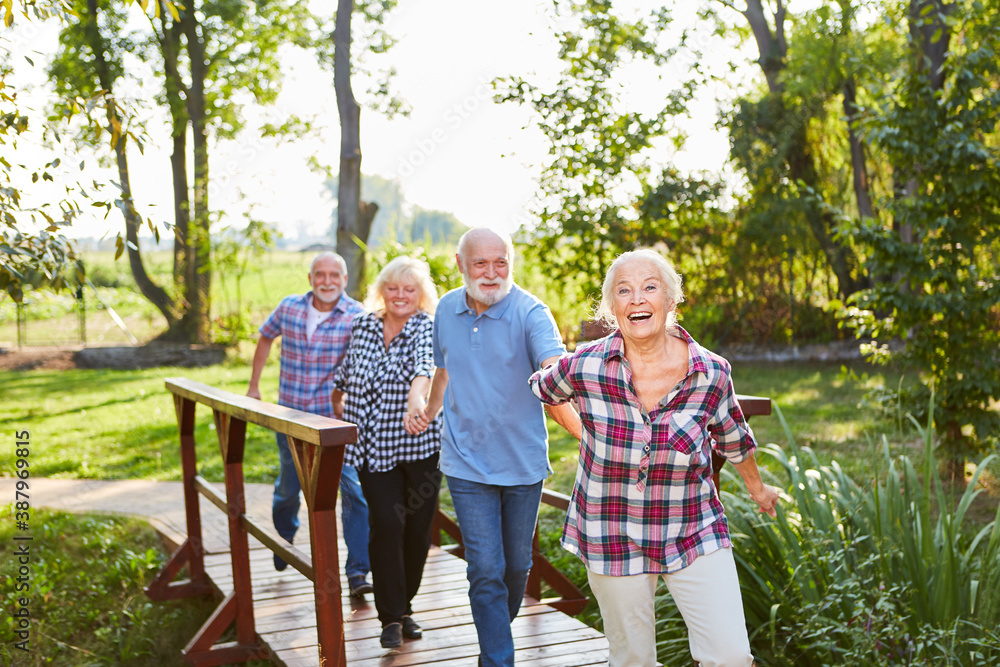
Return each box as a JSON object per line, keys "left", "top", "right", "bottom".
{"left": 357, "top": 453, "right": 442, "bottom": 626}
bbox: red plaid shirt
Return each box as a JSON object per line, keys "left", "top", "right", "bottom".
{"left": 529, "top": 326, "right": 757, "bottom": 575}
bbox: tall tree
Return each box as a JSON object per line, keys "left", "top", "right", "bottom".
{"left": 332, "top": 0, "right": 384, "bottom": 298}
{"left": 49, "top": 0, "right": 318, "bottom": 342}
{"left": 498, "top": 0, "right": 688, "bottom": 303}
{"left": 717, "top": 0, "right": 873, "bottom": 298}
{"left": 849, "top": 0, "right": 1000, "bottom": 467}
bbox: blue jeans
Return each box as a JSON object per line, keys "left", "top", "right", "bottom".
{"left": 273, "top": 432, "right": 370, "bottom": 578}
{"left": 446, "top": 475, "right": 543, "bottom": 667}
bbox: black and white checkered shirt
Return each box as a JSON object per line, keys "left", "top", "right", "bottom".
{"left": 334, "top": 310, "right": 441, "bottom": 472}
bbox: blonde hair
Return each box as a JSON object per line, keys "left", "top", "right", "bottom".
{"left": 594, "top": 249, "right": 685, "bottom": 332}
{"left": 365, "top": 256, "right": 439, "bottom": 316}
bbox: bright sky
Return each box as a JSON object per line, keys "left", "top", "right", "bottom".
{"left": 3, "top": 0, "right": 753, "bottom": 242}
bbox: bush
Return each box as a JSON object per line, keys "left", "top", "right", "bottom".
{"left": 650, "top": 404, "right": 1000, "bottom": 666}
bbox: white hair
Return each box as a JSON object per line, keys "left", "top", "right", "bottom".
{"left": 311, "top": 251, "right": 348, "bottom": 275}
{"left": 594, "top": 249, "right": 685, "bottom": 332}
{"left": 457, "top": 227, "right": 515, "bottom": 269}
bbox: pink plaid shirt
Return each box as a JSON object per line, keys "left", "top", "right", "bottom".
{"left": 529, "top": 326, "right": 757, "bottom": 575}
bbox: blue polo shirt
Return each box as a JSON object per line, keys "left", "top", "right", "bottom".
{"left": 433, "top": 284, "right": 566, "bottom": 485}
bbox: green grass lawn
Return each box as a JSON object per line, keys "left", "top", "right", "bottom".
{"left": 0, "top": 508, "right": 234, "bottom": 666}
{"left": 0, "top": 359, "right": 282, "bottom": 484}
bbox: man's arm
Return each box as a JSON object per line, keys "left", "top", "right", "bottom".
{"left": 247, "top": 335, "right": 275, "bottom": 400}
{"left": 538, "top": 355, "right": 582, "bottom": 440}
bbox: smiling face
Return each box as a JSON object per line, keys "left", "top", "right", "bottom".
{"left": 308, "top": 254, "right": 347, "bottom": 310}
{"left": 382, "top": 280, "right": 421, "bottom": 322}
{"left": 611, "top": 257, "right": 675, "bottom": 345}
{"left": 457, "top": 231, "right": 513, "bottom": 309}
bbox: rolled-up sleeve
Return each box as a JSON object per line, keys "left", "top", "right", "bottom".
{"left": 529, "top": 353, "right": 575, "bottom": 405}
{"left": 410, "top": 316, "right": 435, "bottom": 382}
{"left": 709, "top": 372, "right": 757, "bottom": 464}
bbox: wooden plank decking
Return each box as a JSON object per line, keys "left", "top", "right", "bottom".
{"left": 8, "top": 478, "right": 608, "bottom": 666}
{"left": 205, "top": 540, "right": 609, "bottom": 667}
{"left": 199, "top": 502, "right": 609, "bottom": 666}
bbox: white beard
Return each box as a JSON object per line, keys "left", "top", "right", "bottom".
{"left": 313, "top": 286, "right": 342, "bottom": 304}
{"left": 464, "top": 272, "right": 513, "bottom": 307}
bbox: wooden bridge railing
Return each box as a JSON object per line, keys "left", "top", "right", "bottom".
{"left": 146, "top": 377, "right": 357, "bottom": 667}
{"left": 431, "top": 487, "right": 589, "bottom": 615}
{"left": 431, "top": 394, "right": 772, "bottom": 618}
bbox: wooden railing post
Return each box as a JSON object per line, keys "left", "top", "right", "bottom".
{"left": 289, "top": 434, "right": 347, "bottom": 667}
{"left": 178, "top": 411, "right": 269, "bottom": 666}
{"left": 146, "top": 395, "right": 213, "bottom": 601}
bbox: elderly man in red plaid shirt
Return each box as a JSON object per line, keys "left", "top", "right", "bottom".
{"left": 247, "top": 252, "right": 373, "bottom": 597}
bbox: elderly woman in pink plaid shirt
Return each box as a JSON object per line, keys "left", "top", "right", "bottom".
{"left": 530, "top": 248, "right": 779, "bottom": 667}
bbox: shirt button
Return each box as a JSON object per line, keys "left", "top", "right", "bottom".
{"left": 473, "top": 327, "right": 479, "bottom": 332}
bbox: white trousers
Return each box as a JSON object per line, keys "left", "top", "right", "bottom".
{"left": 586, "top": 548, "right": 754, "bottom": 667}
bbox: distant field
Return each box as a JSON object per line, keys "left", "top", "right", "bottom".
{"left": 0, "top": 250, "right": 317, "bottom": 347}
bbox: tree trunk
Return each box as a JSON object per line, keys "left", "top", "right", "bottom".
{"left": 333, "top": 0, "right": 376, "bottom": 299}
{"left": 179, "top": 5, "right": 211, "bottom": 344}
{"left": 736, "top": 0, "right": 869, "bottom": 298}
{"left": 157, "top": 9, "right": 191, "bottom": 289}
{"left": 843, "top": 76, "right": 875, "bottom": 220}
{"left": 84, "top": 0, "right": 176, "bottom": 326}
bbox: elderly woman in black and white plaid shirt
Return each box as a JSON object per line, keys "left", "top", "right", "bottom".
{"left": 332, "top": 256, "right": 442, "bottom": 650}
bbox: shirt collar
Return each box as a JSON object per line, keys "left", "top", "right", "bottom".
{"left": 602, "top": 325, "right": 711, "bottom": 375}
{"left": 305, "top": 290, "right": 352, "bottom": 315}
{"left": 357, "top": 310, "right": 428, "bottom": 336}
{"left": 454, "top": 284, "right": 517, "bottom": 320}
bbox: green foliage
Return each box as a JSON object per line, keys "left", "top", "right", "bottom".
{"left": 0, "top": 50, "right": 87, "bottom": 303}
{"left": 212, "top": 217, "right": 279, "bottom": 347}
{"left": 0, "top": 509, "right": 222, "bottom": 665}
{"left": 364, "top": 240, "right": 463, "bottom": 299}
{"left": 651, "top": 404, "right": 1000, "bottom": 666}
{"left": 846, "top": 8, "right": 1000, "bottom": 461}
{"left": 497, "top": 0, "right": 688, "bottom": 305}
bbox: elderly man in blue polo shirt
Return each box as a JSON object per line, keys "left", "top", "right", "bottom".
{"left": 410, "top": 228, "right": 581, "bottom": 667}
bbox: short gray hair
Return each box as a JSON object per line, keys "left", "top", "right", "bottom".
{"left": 594, "top": 249, "right": 685, "bottom": 332}
{"left": 457, "top": 227, "right": 515, "bottom": 267}
{"left": 311, "top": 251, "right": 348, "bottom": 275}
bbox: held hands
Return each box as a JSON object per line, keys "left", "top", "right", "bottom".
{"left": 403, "top": 389, "right": 430, "bottom": 435}
{"left": 749, "top": 484, "right": 781, "bottom": 518}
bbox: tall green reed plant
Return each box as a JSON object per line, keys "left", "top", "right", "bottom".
{"left": 654, "top": 402, "right": 1000, "bottom": 666}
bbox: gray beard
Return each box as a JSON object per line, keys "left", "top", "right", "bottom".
{"left": 464, "top": 274, "right": 513, "bottom": 307}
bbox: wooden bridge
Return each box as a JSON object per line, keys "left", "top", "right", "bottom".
{"left": 147, "top": 377, "right": 771, "bottom": 666}
{"left": 148, "top": 378, "right": 611, "bottom": 667}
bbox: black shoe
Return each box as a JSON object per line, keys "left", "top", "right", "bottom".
{"left": 401, "top": 616, "right": 422, "bottom": 639}
{"left": 380, "top": 622, "right": 402, "bottom": 648}
{"left": 274, "top": 538, "right": 292, "bottom": 571}
{"left": 348, "top": 575, "right": 373, "bottom": 598}
{"left": 274, "top": 554, "right": 288, "bottom": 571}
